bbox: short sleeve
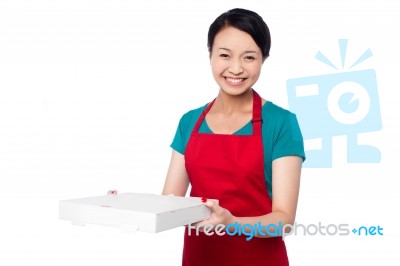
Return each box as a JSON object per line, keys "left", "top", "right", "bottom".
{"left": 271, "top": 112, "right": 305, "bottom": 161}
{"left": 170, "top": 115, "right": 186, "bottom": 155}
{"left": 170, "top": 105, "right": 207, "bottom": 155}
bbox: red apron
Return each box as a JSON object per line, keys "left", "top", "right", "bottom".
{"left": 183, "top": 90, "right": 289, "bottom": 266}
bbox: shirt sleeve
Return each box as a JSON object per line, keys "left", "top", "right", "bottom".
{"left": 271, "top": 112, "right": 306, "bottom": 162}
{"left": 170, "top": 105, "right": 207, "bottom": 155}
{"left": 170, "top": 115, "right": 186, "bottom": 155}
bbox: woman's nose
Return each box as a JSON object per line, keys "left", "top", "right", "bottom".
{"left": 229, "top": 59, "right": 244, "bottom": 74}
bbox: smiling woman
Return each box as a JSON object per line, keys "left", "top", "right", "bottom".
{"left": 210, "top": 26, "right": 263, "bottom": 98}
{"left": 162, "top": 8, "right": 305, "bottom": 266}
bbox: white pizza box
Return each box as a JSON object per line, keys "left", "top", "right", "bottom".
{"left": 59, "top": 193, "right": 214, "bottom": 233}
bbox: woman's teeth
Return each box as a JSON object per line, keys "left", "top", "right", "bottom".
{"left": 225, "top": 77, "right": 244, "bottom": 83}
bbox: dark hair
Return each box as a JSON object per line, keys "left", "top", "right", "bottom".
{"left": 207, "top": 8, "right": 271, "bottom": 60}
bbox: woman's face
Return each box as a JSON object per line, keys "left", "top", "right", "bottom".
{"left": 210, "top": 26, "right": 263, "bottom": 97}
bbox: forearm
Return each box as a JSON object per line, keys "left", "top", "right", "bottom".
{"left": 162, "top": 150, "right": 190, "bottom": 196}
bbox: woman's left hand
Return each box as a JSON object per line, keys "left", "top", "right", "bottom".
{"left": 194, "top": 199, "right": 236, "bottom": 229}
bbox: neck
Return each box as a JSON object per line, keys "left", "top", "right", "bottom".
{"left": 214, "top": 89, "right": 253, "bottom": 114}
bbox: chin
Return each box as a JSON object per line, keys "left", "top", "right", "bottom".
{"left": 220, "top": 86, "right": 253, "bottom": 97}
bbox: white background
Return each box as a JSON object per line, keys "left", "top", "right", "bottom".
{"left": 1, "top": 0, "right": 399, "bottom": 265}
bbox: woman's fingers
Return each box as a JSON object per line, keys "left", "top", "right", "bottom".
{"left": 204, "top": 199, "right": 217, "bottom": 208}
{"left": 204, "top": 199, "right": 223, "bottom": 215}
{"left": 107, "top": 190, "right": 118, "bottom": 195}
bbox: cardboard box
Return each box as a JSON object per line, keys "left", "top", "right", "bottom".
{"left": 59, "top": 193, "right": 213, "bottom": 233}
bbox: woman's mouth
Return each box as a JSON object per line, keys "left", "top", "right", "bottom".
{"left": 224, "top": 77, "right": 246, "bottom": 85}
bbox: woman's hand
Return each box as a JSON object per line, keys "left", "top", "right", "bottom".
{"left": 107, "top": 190, "right": 118, "bottom": 195}
{"left": 194, "top": 199, "right": 236, "bottom": 230}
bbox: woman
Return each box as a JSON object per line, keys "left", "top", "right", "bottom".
{"left": 162, "top": 8, "right": 305, "bottom": 266}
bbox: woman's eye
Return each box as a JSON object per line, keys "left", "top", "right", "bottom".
{"left": 219, "top": 54, "right": 229, "bottom": 58}
{"left": 244, "top": 56, "right": 255, "bottom": 61}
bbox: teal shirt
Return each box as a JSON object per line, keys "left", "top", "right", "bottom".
{"left": 171, "top": 101, "right": 305, "bottom": 199}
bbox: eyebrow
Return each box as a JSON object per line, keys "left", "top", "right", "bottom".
{"left": 218, "top": 48, "right": 257, "bottom": 53}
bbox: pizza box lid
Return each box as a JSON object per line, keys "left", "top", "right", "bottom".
{"left": 59, "top": 193, "right": 213, "bottom": 233}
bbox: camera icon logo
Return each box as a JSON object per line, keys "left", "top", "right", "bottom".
{"left": 287, "top": 39, "right": 382, "bottom": 168}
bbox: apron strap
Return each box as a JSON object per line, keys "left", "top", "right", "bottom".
{"left": 193, "top": 99, "right": 215, "bottom": 133}
{"left": 193, "top": 89, "right": 263, "bottom": 135}
{"left": 251, "top": 90, "right": 263, "bottom": 136}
